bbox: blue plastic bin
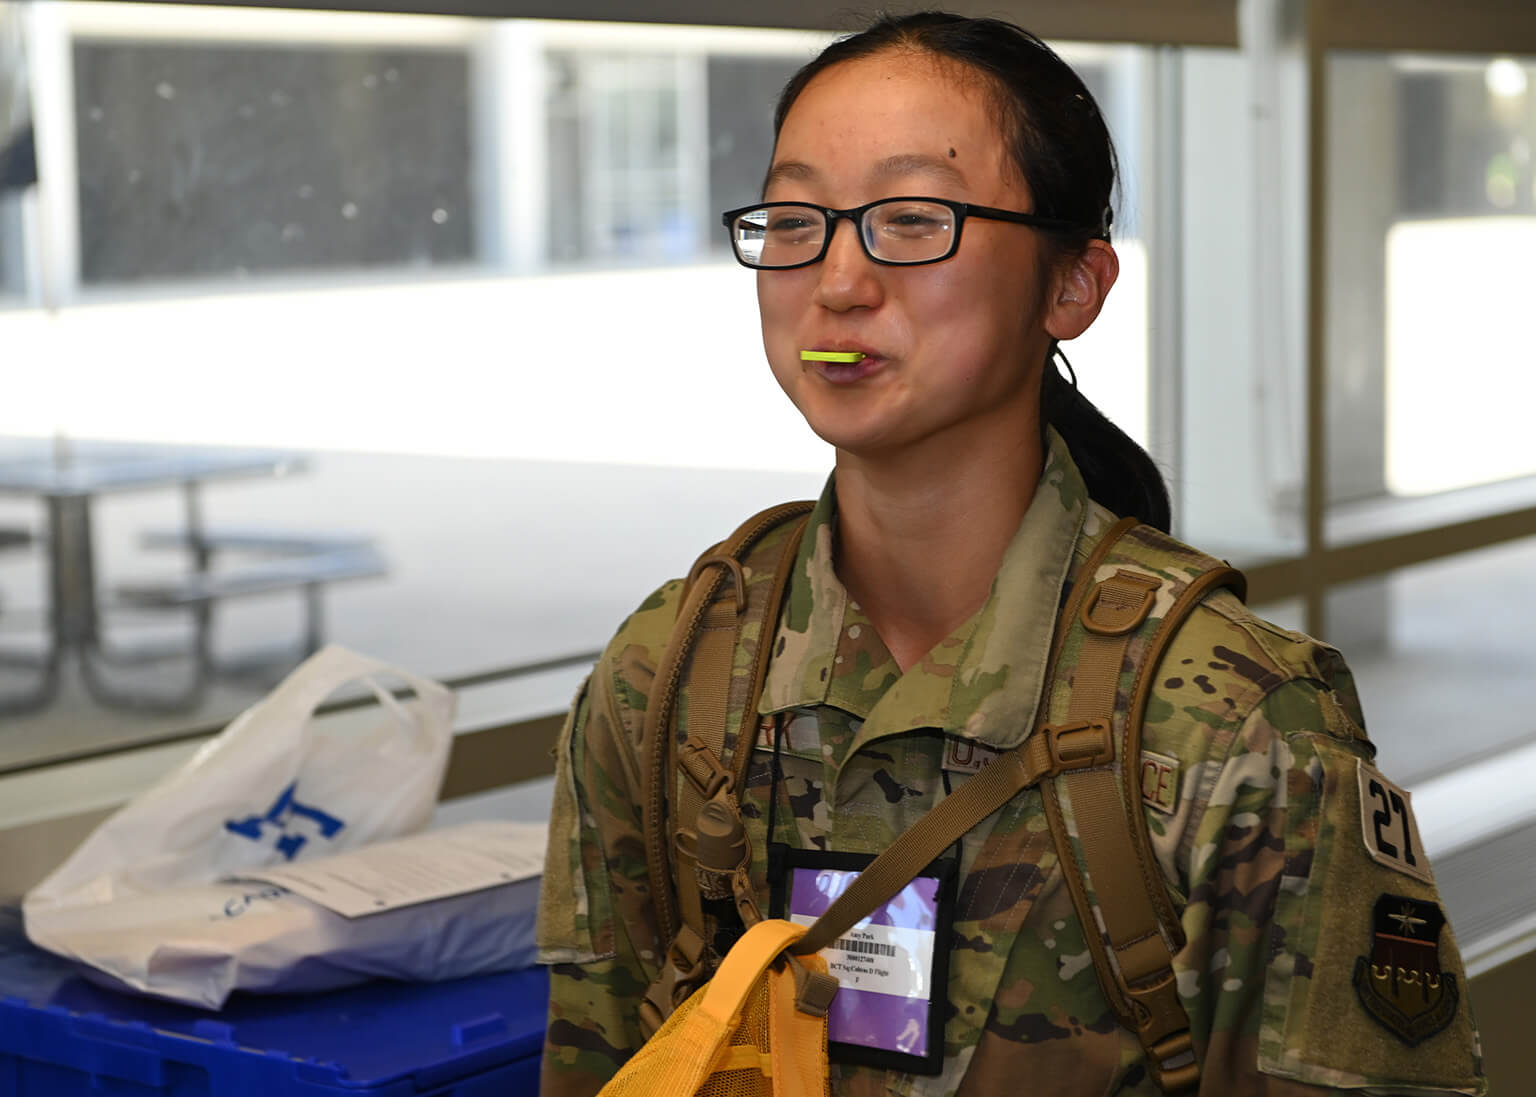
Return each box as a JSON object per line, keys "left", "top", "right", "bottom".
{"left": 0, "top": 908, "right": 547, "bottom": 1096}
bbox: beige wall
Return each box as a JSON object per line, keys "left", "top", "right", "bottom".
{"left": 1472, "top": 951, "right": 1534, "bottom": 1095}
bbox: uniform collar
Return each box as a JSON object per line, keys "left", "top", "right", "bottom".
{"left": 760, "top": 428, "right": 1090, "bottom": 751}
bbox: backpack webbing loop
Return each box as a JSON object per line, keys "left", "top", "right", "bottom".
{"left": 1079, "top": 568, "right": 1160, "bottom": 636}
{"left": 685, "top": 554, "right": 748, "bottom": 617}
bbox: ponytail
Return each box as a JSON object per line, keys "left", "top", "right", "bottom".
{"left": 1043, "top": 353, "right": 1171, "bottom": 532}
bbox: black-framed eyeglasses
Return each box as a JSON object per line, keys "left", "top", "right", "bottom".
{"left": 720, "top": 196, "right": 1082, "bottom": 270}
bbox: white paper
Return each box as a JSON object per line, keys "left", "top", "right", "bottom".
{"left": 238, "top": 822, "right": 546, "bottom": 919}
{"left": 789, "top": 915, "right": 935, "bottom": 999}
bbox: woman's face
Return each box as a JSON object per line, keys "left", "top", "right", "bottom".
{"left": 758, "top": 51, "right": 1057, "bottom": 461}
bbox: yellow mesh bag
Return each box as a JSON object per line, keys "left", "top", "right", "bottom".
{"left": 598, "top": 919, "right": 831, "bottom": 1097}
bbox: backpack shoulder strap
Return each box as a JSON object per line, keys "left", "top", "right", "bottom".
{"left": 638, "top": 500, "right": 812, "bottom": 1034}
{"left": 1036, "top": 519, "right": 1246, "bottom": 1096}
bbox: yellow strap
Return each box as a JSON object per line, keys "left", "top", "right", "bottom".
{"left": 711, "top": 1046, "right": 773, "bottom": 1075}
{"left": 696, "top": 918, "right": 808, "bottom": 1026}
{"left": 770, "top": 950, "right": 832, "bottom": 1097}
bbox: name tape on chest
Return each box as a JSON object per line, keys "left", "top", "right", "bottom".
{"left": 1357, "top": 760, "right": 1434, "bottom": 886}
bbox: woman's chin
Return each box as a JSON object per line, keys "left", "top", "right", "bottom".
{"left": 805, "top": 419, "right": 909, "bottom": 462}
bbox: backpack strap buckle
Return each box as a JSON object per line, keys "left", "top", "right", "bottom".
{"left": 638, "top": 924, "right": 710, "bottom": 1040}
{"left": 678, "top": 735, "right": 735, "bottom": 800}
{"left": 1043, "top": 718, "right": 1114, "bottom": 773}
{"left": 1147, "top": 1032, "right": 1200, "bottom": 1095}
{"left": 1129, "top": 971, "right": 1199, "bottom": 1094}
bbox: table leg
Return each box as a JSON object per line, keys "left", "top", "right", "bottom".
{"left": 78, "top": 483, "right": 209, "bottom": 711}
{"left": 0, "top": 498, "right": 70, "bottom": 714}
{"left": 48, "top": 494, "right": 98, "bottom": 648}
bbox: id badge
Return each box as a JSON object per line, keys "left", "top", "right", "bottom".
{"left": 769, "top": 845, "right": 956, "bottom": 1075}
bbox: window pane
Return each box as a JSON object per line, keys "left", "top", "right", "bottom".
{"left": 705, "top": 54, "right": 802, "bottom": 257}
{"left": 1178, "top": 46, "right": 1308, "bottom": 563}
{"left": 0, "top": 190, "right": 22, "bottom": 299}
{"left": 1, "top": 1, "right": 33, "bottom": 301}
{"left": 546, "top": 51, "right": 699, "bottom": 265}
{"left": 73, "top": 39, "right": 473, "bottom": 283}
{"left": 1057, "top": 44, "right": 1150, "bottom": 455}
{"left": 1328, "top": 535, "right": 1536, "bottom": 785}
{"left": 1327, "top": 52, "right": 1536, "bottom": 519}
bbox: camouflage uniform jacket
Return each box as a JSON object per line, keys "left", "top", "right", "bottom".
{"left": 537, "top": 432, "right": 1486, "bottom": 1097}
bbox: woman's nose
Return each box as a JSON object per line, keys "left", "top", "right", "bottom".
{"left": 811, "top": 218, "right": 884, "bottom": 312}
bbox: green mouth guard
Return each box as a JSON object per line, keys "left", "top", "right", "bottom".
{"left": 800, "top": 350, "right": 867, "bottom": 363}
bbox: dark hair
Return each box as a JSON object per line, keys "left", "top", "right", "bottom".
{"left": 771, "top": 11, "right": 1171, "bottom": 532}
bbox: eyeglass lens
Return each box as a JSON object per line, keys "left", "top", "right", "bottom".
{"left": 732, "top": 200, "right": 957, "bottom": 267}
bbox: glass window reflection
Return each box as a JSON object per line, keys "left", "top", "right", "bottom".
{"left": 73, "top": 39, "right": 474, "bottom": 282}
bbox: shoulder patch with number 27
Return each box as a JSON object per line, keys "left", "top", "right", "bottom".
{"left": 1356, "top": 760, "right": 1433, "bottom": 886}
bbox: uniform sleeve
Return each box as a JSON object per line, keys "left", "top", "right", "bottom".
{"left": 1175, "top": 677, "right": 1486, "bottom": 1096}
{"left": 536, "top": 668, "right": 661, "bottom": 1097}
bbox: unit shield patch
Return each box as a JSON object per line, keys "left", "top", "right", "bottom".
{"left": 1352, "top": 893, "right": 1459, "bottom": 1046}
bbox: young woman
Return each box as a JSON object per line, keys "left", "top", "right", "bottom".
{"left": 536, "top": 13, "right": 1484, "bottom": 1096}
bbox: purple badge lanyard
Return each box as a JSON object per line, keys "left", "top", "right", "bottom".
{"left": 765, "top": 717, "right": 959, "bottom": 1076}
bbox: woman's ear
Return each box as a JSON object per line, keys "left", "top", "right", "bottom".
{"left": 1044, "top": 239, "right": 1119, "bottom": 341}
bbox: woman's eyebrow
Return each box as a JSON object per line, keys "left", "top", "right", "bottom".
{"left": 764, "top": 152, "right": 968, "bottom": 194}
{"left": 764, "top": 159, "right": 817, "bottom": 189}
{"left": 871, "top": 152, "right": 967, "bottom": 186}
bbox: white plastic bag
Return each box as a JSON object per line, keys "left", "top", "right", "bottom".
{"left": 23, "top": 645, "right": 460, "bottom": 1006}
{"left": 23, "top": 822, "right": 547, "bottom": 1009}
